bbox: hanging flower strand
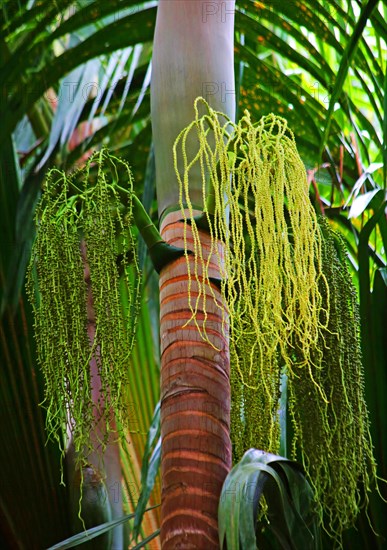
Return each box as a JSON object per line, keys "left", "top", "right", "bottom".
{"left": 27, "top": 149, "right": 141, "bottom": 461}
{"left": 174, "top": 98, "right": 378, "bottom": 541}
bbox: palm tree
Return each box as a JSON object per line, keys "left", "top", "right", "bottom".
{"left": 0, "top": 1, "right": 386, "bottom": 548}
{"left": 151, "top": 2, "right": 235, "bottom": 546}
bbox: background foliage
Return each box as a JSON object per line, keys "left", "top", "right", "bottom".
{"left": 0, "top": 0, "right": 386, "bottom": 548}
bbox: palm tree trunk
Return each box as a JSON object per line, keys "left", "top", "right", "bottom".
{"left": 159, "top": 212, "right": 231, "bottom": 548}
{"left": 152, "top": 2, "right": 235, "bottom": 546}
{"left": 66, "top": 241, "right": 124, "bottom": 549}
{"left": 151, "top": 0, "right": 236, "bottom": 217}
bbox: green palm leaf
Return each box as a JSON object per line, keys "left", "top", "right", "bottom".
{"left": 218, "top": 449, "right": 321, "bottom": 550}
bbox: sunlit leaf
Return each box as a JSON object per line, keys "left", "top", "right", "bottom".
{"left": 219, "top": 449, "right": 320, "bottom": 550}
{"left": 348, "top": 189, "right": 380, "bottom": 218}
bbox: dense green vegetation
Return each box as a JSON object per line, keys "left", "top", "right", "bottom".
{"left": 0, "top": 1, "right": 386, "bottom": 548}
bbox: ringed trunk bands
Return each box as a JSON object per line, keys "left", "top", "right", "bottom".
{"left": 159, "top": 210, "right": 231, "bottom": 549}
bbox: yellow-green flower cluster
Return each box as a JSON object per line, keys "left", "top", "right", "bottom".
{"left": 27, "top": 150, "right": 141, "bottom": 461}
{"left": 174, "top": 98, "right": 377, "bottom": 541}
